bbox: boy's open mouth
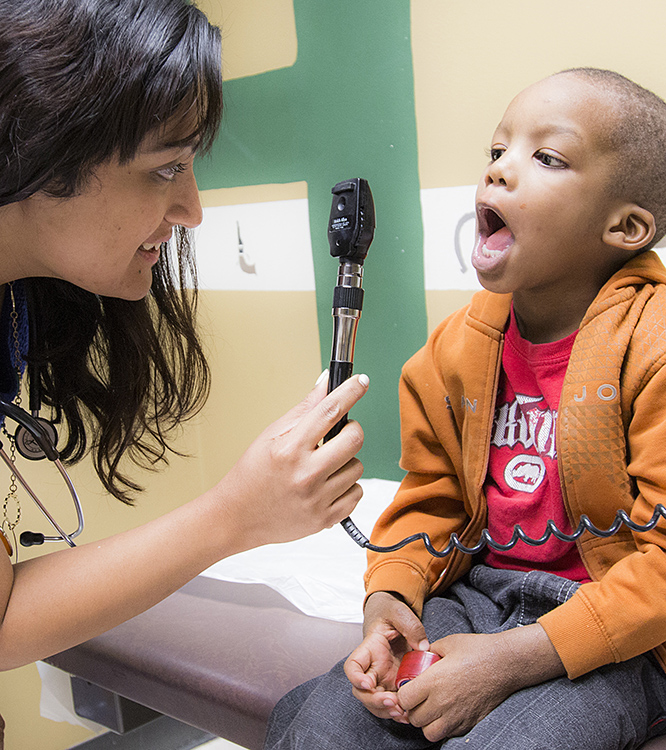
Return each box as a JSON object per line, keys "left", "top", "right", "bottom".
{"left": 476, "top": 206, "right": 514, "bottom": 257}
{"left": 472, "top": 205, "right": 515, "bottom": 277}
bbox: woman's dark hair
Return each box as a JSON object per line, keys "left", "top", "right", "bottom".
{"left": 0, "top": 0, "right": 223, "bottom": 502}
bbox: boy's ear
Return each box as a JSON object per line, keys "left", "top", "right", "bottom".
{"left": 604, "top": 205, "right": 656, "bottom": 251}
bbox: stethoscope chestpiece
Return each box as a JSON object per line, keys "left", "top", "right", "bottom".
{"left": 0, "top": 399, "right": 59, "bottom": 461}
{"left": 0, "top": 399, "right": 83, "bottom": 548}
{"left": 14, "top": 417, "right": 58, "bottom": 461}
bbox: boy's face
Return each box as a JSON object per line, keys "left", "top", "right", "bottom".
{"left": 473, "top": 74, "right": 625, "bottom": 302}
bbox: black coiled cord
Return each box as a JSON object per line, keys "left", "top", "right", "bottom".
{"left": 341, "top": 504, "right": 666, "bottom": 557}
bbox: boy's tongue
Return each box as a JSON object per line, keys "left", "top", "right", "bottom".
{"left": 485, "top": 226, "right": 513, "bottom": 253}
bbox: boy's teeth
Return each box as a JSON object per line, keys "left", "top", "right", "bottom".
{"left": 141, "top": 242, "right": 160, "bottom": 251}
{"left": 482, "top": 226, "right": 513, "bottom": 255}
{"left": 482, "top": 244, "right": 503, "bottom": 258}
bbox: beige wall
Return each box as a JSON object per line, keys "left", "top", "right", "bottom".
{"left": 412, "top": 0, "right": 666, "bottom": 190}
{"left": 6, "top": 0, "right": 666, "bottom": 747}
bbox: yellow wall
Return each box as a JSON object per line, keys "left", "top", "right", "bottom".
{"left": 6, "top": 0, "right": 666, "bottom": 747}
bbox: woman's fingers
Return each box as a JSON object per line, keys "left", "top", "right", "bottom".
{"left": 218, "top": 373, "right": 369, "bottom": 548}
{"left": 320, "top": 468, "right": 364, "bottom": 527}
{"left": 291, "top": 374, "right": 369, "bottom": 449}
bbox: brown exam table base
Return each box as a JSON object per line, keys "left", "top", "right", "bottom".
{"left": 45, "top": 575, "right": 666, "bottom": 750}
{"left": 45, "top": 576, "right": 362, "bottom": 750}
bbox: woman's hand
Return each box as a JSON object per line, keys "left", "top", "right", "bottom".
{"left": 0, "top": 372, "right": 369, "bottom": 670}
{"left": 217, "top": 372, "right": 369, "bottom": 550}
{"left": 344, "top": 591, "right": 429, "bottom": 723}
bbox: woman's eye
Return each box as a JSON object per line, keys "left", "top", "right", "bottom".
{"left": 535, "top": 151, "right": 566, "bottom": 169}
{"left": 156, "top": 162, "right": 187, "bottom": 181}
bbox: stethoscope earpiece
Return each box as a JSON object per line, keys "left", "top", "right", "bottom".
{"left": 19, "top": 530, "right": 45, "bottom": 547}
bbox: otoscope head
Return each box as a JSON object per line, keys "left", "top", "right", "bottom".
{"left": 328, "top": 178, "right": 375, "bottom": 264}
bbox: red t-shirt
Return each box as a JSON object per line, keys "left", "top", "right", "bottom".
{"left": 482, "top": 308, "right": 590, "bottom": 582}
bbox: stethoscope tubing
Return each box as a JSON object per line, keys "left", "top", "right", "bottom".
{"left": 0, "top": 445, "right": 83, "bottom": 547}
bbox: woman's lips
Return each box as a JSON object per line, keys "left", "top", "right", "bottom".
{"left": 137, "top": 241, "right": 163, "bottom": 265}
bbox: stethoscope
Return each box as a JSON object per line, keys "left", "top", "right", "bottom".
{"left": 0, "top": 283, "right": 84, "bottom": 550}
{"left": 0, "top": 397, "right": 84, "bottom": 548}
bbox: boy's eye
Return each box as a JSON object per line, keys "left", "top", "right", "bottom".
{"left": 489, "top": 147, "right": 505, "bottom": 162}
{"left": 156, "top": 162, "right": 188, "bottom": 181}
{"left": 534, "top": 151, "right": 567, "bottom": 169}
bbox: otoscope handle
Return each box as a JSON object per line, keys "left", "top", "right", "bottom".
{"left": 324, "top": 361, "right": 373, "bottom": 547}
{"left": 324, "top": 361, "right": 354, "bottom": 442}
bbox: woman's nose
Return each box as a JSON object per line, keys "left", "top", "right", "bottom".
{"left": 165, "top": 168, "right": 203, "bottom": 229}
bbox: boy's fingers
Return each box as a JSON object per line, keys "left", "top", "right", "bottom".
{"left": 355, "top": 688, "right": 398, "bottom": 713}
{"left": 352, "top": 688, "right": 410, "bottom": 724}
{"left": 344, "top": 645, "right": 374, "bottom": 688}
{"left": 347, "top": 667, "right": 375, "bottom": 692}
{"left": 391, "top": 609, "right": 429, "bottom": 652}
{"left": 397, "top": 677, "right": 425, "bottom": 712}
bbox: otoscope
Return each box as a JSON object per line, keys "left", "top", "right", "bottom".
{"left": 323, "top": 177, "right": 666, "bottom": 557}
{"left": 322, "top": 178, "right": 377, "bottom": 546}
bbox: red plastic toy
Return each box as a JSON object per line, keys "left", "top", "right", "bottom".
{"left": 396, "top": 651, "right": 441, "bottom": 688}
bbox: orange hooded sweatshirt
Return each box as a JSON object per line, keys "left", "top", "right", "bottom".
{"left": 365, "top": 251, "right": 666, "bottom": 679}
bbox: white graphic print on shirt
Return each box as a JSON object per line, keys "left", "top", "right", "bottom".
{"left": 490, "top": 393, "right": 557, "bottom": 494}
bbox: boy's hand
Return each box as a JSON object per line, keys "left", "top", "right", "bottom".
{"left": 397, "top": 624, "right": 565, "bottom": 741}
{"left": 344, "top": 591, "right": 429, "bottom": 723}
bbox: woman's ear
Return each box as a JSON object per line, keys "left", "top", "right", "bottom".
{"left": 604, "top": 205, "right": 656, "bottom": 251}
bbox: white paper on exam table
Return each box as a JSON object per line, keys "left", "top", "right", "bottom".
{"left": 201, "top": 478, "right": 400, "bottom": 623}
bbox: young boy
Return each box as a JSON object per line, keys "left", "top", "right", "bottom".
{"left": 264, "top": 68, "right": 666, "bottom": 749}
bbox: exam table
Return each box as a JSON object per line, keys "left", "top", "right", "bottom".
{"left": 43, "top": 574, "right": 666, "bottom": 750}
{"left": 45, "top": 575, "right": 362, "bottom": 749}
{"left": 43, "top": 478, "right": 393, "bottom": 748}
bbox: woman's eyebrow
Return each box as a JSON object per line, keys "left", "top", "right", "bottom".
{"left": 145, "top": 133, "right": 201, "bottom": 155}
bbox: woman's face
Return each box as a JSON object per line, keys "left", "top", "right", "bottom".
{"left": 0, "top": 132, "right": 203, "bottom": 300}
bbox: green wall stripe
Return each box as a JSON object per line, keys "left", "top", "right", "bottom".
{"left": 195, "top": 0, "right": 427, "bottom": 480}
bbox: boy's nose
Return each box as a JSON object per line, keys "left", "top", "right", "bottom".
{"left": 484, "top": 157, "right": 511, "bottom": 188}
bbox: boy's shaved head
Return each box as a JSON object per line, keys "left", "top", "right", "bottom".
{"left": 556, "top": 68, "right": 666, "bottom": 248}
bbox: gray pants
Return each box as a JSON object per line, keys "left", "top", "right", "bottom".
{"left": 264, "top": 566, "right": 666, "bottom": 750}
